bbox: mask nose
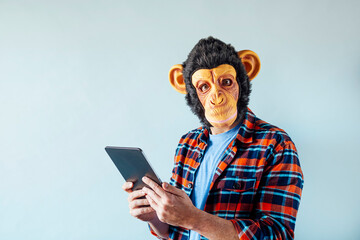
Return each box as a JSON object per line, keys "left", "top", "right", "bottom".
{"left": 210, "top": 90, "right": 224, "bottom": 106}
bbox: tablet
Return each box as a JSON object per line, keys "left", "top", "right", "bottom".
{"left": 105, "top": 146, "right": 162, "bottom": 190}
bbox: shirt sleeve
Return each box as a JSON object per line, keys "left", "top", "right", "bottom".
{"left": 230, "top": 141, "right": 304, "bottom": 239}
{"left": 148, "top": 225, "right": 166, "bottom": 239}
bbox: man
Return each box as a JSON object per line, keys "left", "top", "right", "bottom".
{"left": 123, "top": 37, "right": 304, "bottom": 240}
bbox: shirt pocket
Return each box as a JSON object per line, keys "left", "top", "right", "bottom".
{"left": 216, "top": 176, "right": 257, "bottom": 192}
{"left": 209, "top": 177, "right": 257, "bottom": 218}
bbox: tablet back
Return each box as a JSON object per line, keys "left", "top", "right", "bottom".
{"left": 105, "top": 146, "right": 162, "bottom": 190}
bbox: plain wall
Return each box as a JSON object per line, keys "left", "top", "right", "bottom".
{"left": 1, "top": 1, "right": 359, "bottom": 239}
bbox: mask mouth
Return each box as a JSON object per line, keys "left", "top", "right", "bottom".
{"left": 207, "top": 111, "right": 237, "bottom": 124}
{"left": 207, "top": 104, "right": 232, "bottom": 114}
{"left": 206, "top": 108, "right": 237, "bottom": 124}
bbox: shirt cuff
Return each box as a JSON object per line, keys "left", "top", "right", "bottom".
{"left": 230, "top": 217, "right": 294, "bottom": 240}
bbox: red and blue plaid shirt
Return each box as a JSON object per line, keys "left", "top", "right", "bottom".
{"left": 151, "top": 108, "right": 303, "bottom": 240}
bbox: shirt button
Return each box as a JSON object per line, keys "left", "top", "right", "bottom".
{"left": 188, "top": 183, "right": 193, "bottom": 188}
{"left": 233, "top": 182, "right": 241, "bottom": 189}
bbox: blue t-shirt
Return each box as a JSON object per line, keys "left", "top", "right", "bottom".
{"left": 189, "top": 123, "right": 241, "bottom": 240}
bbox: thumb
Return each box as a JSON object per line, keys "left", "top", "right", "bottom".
{"left": 162, "top": 182, "right": 184, "bottom": 196}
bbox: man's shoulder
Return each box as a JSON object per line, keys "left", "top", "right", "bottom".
{"left": 252, "top": 114, "right": 295, "bottom": 148}
{"left": 178, "top": 126, "right": 205, "bottom": 145}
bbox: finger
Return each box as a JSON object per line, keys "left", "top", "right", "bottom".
{"left": 129, "top": 198, "right": 150, "bottom": 209}
{"left": 142, "top": 186, "right": 162, "bottom": 204}
{"left": 142, "top": 177, "right": 166, "bottom": 198}
{"left": 128, "top": 189, "right": 146, "bottom": 202}
{"left": 145, "top": 194, "right": 159, "bottom": 211}
{"left": 122, "top": 182, "right": 134, "bottom": 193}
{"left": 130, "top": 206, "right": 155, "bottom": 218}
{"left": 162, "top": 182, "right": 184, "bottom": 197}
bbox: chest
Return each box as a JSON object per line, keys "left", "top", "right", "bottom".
{"left": 173, "top": 143, "right": 267, "bottom": 199}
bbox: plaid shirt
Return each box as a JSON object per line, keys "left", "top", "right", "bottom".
{"left": 151, "top": 108, "right": 303, "bottom": 240}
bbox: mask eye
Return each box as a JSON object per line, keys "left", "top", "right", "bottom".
{"left": 199, "top": 83, "right": 210, "bottom": 92}
{"left": 222, "top": 79, "right": 233, "bottom": 87}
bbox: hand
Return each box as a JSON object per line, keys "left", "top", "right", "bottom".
{"left": 122, "top": 181, "right": 157, "bottom": 222}
{"left": 142, "top": 177, "right": 199, "bottom": 229}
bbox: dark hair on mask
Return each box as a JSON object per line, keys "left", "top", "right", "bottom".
{"left": 182, "top": 36, "right": 251, "bottom": 128}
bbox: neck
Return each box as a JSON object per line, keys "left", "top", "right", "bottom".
{"left": 210, "top": 118, "right": 241, "bottom": 135}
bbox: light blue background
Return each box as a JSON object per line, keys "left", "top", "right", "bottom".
{"left": 1, "top": 1, "right": 359, "bottom": 239}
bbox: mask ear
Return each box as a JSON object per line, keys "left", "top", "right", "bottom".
{"left": 237, "top": 50, "right": 261, "bottom": 81}
{"left": 169, "top": 64, "right": 186, "bottom": 94}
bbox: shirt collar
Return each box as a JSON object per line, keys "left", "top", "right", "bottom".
{"left": 235, "top": 107, "right": 255, "bottom": 144}
{"left": 198, "top": 107, "right": 255, "bottom": 145}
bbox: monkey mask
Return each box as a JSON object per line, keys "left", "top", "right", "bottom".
{"left": 169, "top": 37, "right": 260, "bottom": 130}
